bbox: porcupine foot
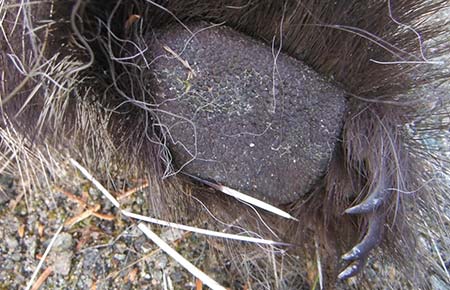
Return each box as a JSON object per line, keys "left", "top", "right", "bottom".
{"left": 147, "top": 21, "right": 390, "bottom": 280}
{"left": 339, "top": 174, "right": 389, "bottom": 279}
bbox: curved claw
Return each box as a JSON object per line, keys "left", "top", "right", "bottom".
{"left": 342, "top": 213, "right": 384, "bottom": 261}
{"left": 338, "top": 257, "right": 367, "bottom": 280}
{"left": 345, "top": 181, "right": 389, "bottom": 215}
{"left": 339, "top": 172, "right": 392, "bottom": 279}
{"left": 339, "top": 214, "right": 384, "bottom": 280}
{"left": 344, "top": 197, "right": 384, "bottom": 215}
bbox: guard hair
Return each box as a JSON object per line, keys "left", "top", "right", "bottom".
{"left": 1, "top": 0, "right": 450, "bottom": 288}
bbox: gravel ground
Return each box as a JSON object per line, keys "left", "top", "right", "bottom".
{"left": 0, "top": 174, "right": 233, "bottom": 290}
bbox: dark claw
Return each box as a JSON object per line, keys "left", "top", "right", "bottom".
{"left": 338, "top": 257, "right": 367, "bottom": 280}
{"left": 340, "top": 173, "right": 390, "bottom": 280}
{"left": 339, "top": 214, "right": 384, "bottom": 280}
{"left": 345, "top": 180, "right": 389, "bottom": 215}
{"left": 344, "top": 197, "right": 383, "bottom": 214}
{"left": 342, "top": 213, "right": 384, "bottom": 261}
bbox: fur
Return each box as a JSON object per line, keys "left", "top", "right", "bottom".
{"left": 1, "top": 0, "right": 450, "bottom": 288}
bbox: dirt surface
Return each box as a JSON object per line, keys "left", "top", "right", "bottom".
{"left": 0, "top": 176, "right": 233, "bottom": 290}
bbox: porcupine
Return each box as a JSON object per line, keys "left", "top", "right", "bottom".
{"left": 1, "top": 0, "right": 449, "bottom": 288}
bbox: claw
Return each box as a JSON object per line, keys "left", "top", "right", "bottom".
{"left": 345, "top": 177, "right": 389, "bottom": 215}
{"left": 344, "top": 197, "right": 384, "bottom": 214}
{"left": 342, "top": 213, "right": 384, "bottom": 261}
{"left": 338, "top": 257, "right": 367, "bottom": 280}
{"left": 338, "top": 214, "right": 385, "bottom": 280}
{"left": 339, "top": 213, "right": 385, "bottom": 279}
{"left": 339, "top": 172, "right": 392, "bottom": 279}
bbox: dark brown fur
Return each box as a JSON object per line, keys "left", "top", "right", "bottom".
{"left": 1, "top": 0, "right": 449, "bottom": 288}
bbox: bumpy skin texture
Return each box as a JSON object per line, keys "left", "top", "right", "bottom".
{"left": 1, "top": 0, "right": 449, "bottom": 287}
{"left": 149, "top": 23, "right": 347, "bottom": 204}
